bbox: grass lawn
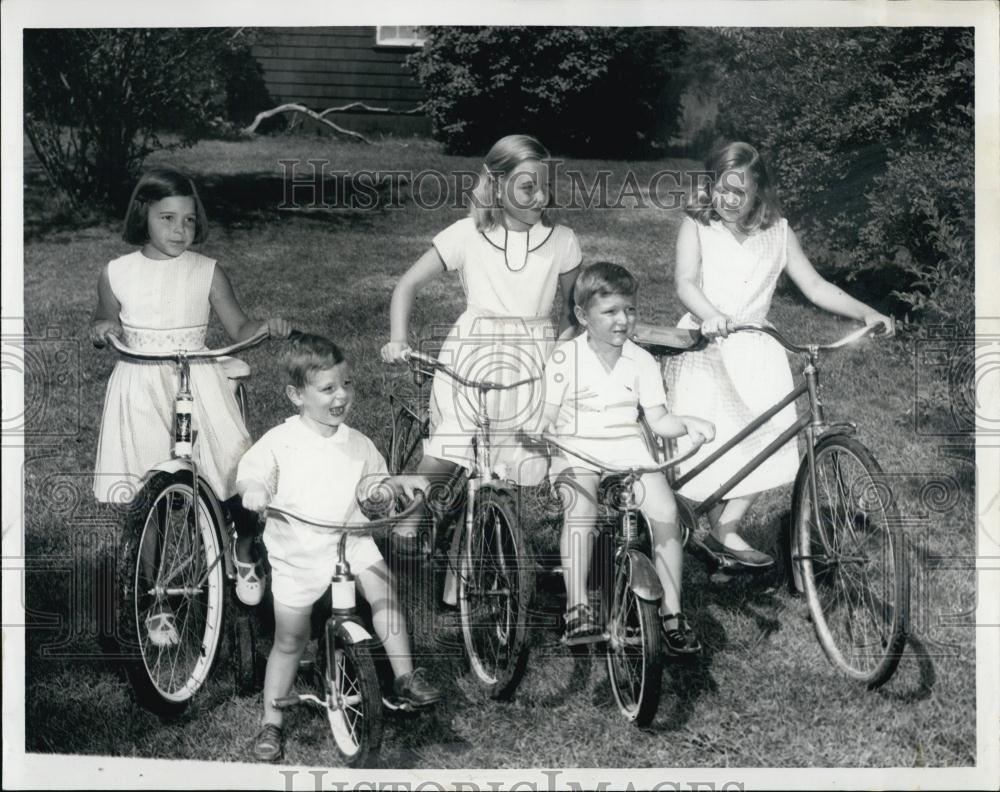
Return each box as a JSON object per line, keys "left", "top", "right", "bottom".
{"left": 21, "top": 134, "right": 976, "bottom": 769}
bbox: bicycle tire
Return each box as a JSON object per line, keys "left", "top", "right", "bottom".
{"left": 316, "top": 624, "right": 384, "bottom": 768}
{"left": 389, "top": 404, "right": 425, "bottom": 475}
{"left": 230, "top": 602, "right": 265, "bottom": 696}
{"left": 458, "top": 488, "right": 533, "bottom": 699}
{"left": 116, "top": 470, "right": 227, "bottom": 717}
{"left": 793, "top": 435, "right": 908, "bottom": 687}
{"left": 605, "top": 564, "right": 663, "bottom": 726}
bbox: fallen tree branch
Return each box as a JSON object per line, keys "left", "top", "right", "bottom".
{"left": 244, "top": 101, "right": 426, "bottom": 141}
{"left": 244, "top": 103, "right": 371, "bottom": 142}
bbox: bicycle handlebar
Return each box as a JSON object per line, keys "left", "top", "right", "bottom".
{"left": 521, "top": 432, "right": 704, "bottom": 477}
{"left": 106, "top": 325, "right": 274, "bottom": 361}
{"left": 727, "top": 322, "right": 884, "bottom": 354}
{"left": 405, "top": 350, "right": 539, "bottom": 391}
{"left": 265, "top": 491, "right": 426, "bottom": 534}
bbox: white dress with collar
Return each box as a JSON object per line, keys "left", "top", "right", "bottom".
{"left": 663, "top": 217, "right": 800, "bottom": 501}
{"left": 425, "top": 217, "right": 582, "bottom": 485}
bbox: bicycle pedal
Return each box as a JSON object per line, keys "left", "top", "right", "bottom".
{"left": 273, "top": 695, "right": 302, "bottom": 709}
{"left": 381, "top": 696, "right": 418, "bottom": 712}
{"left": 561, "top": 631, "right": 608, "bottom": 647}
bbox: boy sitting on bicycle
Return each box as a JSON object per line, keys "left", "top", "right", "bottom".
{"left": 237, "top": 333, "right": 441, "bottom": 762}
{"left": 540, "top": 262, "right": 715, "bottom": 651}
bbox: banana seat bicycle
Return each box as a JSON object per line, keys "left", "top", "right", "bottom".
{"left": 633, "top": 320, "right": 909, "bottom": 688}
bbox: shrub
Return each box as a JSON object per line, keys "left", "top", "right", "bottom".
{"left": 407, "top": 27, "right": 687, "bottom": 157}
{"left": 24, "top": 28, "right": 269, "bottom": 212}
{"left": 690, "top": 27, "right": 974, "bottom": 326}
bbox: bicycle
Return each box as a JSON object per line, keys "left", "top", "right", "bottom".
{"left": 267, "top": 494, "right": 429, "bottom": 768}
{"left": 522, "top": 432, "right": 702, "bottom": 726}
{"left": 107, "top": 327, "right": 273, "bottom": 716}
{"left": 633, "top": 321, "right": 909, "bottom": 688}
{"left": 386, "top": 349, "right": 539, "bottom": 700}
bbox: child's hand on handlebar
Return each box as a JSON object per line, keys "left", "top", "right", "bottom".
{"left": 90, "top": 320, "right": 123, "bottom": 349}
{"left": 239, "top": 482, "right": 271, "bottom": 514}
{"left": 380, "top": 341, "right": 412, "bottom": 364}
{"left": 684, "top": 417, "right": 715, "bottom": 445}
{"left": 700, "top": 314, "right": 733, "bottom": 339}
{"left": 265, "top": 318, "right": 294, "bottom": 339}
{"left": 388, "top": 474, "right": 429, "bottom": 504}
{"left": 862, "top": 311, "right": 896, "bottom": 338}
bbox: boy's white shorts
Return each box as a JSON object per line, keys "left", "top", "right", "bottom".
{"left": 265, "top": 532, "right": 383, "bottom": 609}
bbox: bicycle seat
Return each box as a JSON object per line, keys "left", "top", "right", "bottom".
{"left": 217, "top": 355, "right": 251, "bottom": 380}
{"left": 631, "top": 323, "right": 706, "bottom": 357}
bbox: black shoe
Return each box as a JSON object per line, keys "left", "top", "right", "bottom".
{"left": 393, "top": 667, "right": 441, "bottom": 708}
{"left": 252, "top": 723, "right": 283, "bottom": 762}
{"left": 660, "top": 611, "right": 702, "bottom": 656}
{"left": 703, "top": 533, "right": 774, "bottom": 568}
{"left": 562, "top": 603, "right": 603, "bottom": 645}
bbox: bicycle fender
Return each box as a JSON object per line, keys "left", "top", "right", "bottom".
{"left": 625, "top": 549, "right": 664, "bottom": 602}
{"left": 815, "top": 423, "right": 857, "bottom": 443}
{"left": 331, "top": 618, "right": 374, "bottom": 645}
{"left": 145, "top": 459, "right": 229, "bottom": 541}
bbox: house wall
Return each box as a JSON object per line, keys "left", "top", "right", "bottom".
{"left": 251, "top": 26, "right": 431, "bottom": 136}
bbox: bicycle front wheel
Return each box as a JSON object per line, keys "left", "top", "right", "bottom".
{"left": 116, "top": 471, "right": 227, "bottom": 717}
{"left": 317, "top": 625, "right": 383, "bottom": 768}
{"left": 794, "top": 435, "right": 908, "bottom": 687}
{"left": 389, "top": 403, "right": 425, "bottom": 475}
{"left": 606, "top": 564, "right": 663, "bottom": 725}
{"left": 458, "top": 488, "right": 533, "bottom": 699}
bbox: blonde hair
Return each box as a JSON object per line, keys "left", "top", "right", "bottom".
{"left": 685, "top": 141, "right": 782, "bottom": 232}
{"left": 470, "top": 134, "right": 551, "bottom": 231}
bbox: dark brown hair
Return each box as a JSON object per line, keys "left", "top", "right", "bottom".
{"left": 122, "top": 168, "right": 210, "bottom": 245}
{"left": 281, "top": 333, "right": 346, "bottom": 389}
{"left": 573, "top": 261, "right": 638, "bottom": 310}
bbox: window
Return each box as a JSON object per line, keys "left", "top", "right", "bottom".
{"left": 375, "top": 26, "right": 426, "bottom": 48}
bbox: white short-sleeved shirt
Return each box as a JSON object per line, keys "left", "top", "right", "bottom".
{"left": 432, "top": 217, "right": 581, "bottom": 317}
{"left": 544, "top": 335, "right": 666, "bottom": 472}
{"left": 237, "top": 417, "right": 387, "bottom": 606}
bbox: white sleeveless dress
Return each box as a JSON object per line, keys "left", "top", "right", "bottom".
{"left": 663, "top": 217, "right": 800, "bottom": 501}
{"left": 92, "top": 250, "right": 251, "bottom": 503}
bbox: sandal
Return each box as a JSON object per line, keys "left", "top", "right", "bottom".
{"left": 145, "top": 604, "right": 180, "bottom": 648}
{"left": 661, "top": 611, "right": 702, "bottom": 656}
{"left": 252, "top": 723, "right": 283, "bottom": 762}
{"left": 232, "top": 536, "right": 266, "bottom": 606}
{"left": 563, "top": 603, "right": 603, "bottom": 646}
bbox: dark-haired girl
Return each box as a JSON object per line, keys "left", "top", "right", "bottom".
{"left": 90, "top": 168, "right": 291, "bottom": 634}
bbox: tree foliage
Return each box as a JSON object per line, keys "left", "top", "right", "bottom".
{"left": 407, "top": 27, "right": 687, "bottom": 157}
{"left": 691, "top": 27, "right": 974, "bottom": 324}
{"left": 24, "top": 28, "right": 268, "bottom": 211}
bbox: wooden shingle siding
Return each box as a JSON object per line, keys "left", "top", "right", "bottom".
{"left": 252, "top": 26, "right": 426, "bottom": 114}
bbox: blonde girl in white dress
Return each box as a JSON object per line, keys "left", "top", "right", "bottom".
{"left": 664, "top": 142, "right": 894, "bottom": 567}
{"left": 380, "top": 135, "right": 582, "bottom": 572}
{"left": 90, "top": 168, "right": 291, "bottom": 624}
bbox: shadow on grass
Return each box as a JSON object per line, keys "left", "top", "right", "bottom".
{"left": 23, "top": 169, "right": 391, "bottom": 241}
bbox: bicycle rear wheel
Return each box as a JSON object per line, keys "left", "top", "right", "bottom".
{"left": 316, "top": 625, "right": 383, "bottom": 768}
{"left": 116, "top": 471, "right": 227, "bottom": 717}
{"left": 605, "top": 564, "right": 663, "bottom": 725}
{"left": 793, "top": 435, "right": 908, "bottom": 687}
{"left": 458, "top": 488, "right": 533, "bottom": 699}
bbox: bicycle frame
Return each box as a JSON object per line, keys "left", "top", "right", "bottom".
{"left": 643, "top": 323, "right": 877, "bottom": 555}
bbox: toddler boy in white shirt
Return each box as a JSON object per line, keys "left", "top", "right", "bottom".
{"left": 237, "top": 333, "right": 440, "bottom": 762}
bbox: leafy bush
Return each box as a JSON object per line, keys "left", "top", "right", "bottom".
{"left": 407, "top": 27, "right": 687, "bottom": 157}
{"left": 24, "top": 28, "right": 269, "bottom": 212}
{"left": 689, "top": 27, "right": 974, "bottom": 325}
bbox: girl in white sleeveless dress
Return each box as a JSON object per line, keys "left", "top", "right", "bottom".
{"left": 664, "top": 142, "right": 894, "bottom": 567}
{"left": 90, "top": 169, "right": 291, "bottom": 623}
